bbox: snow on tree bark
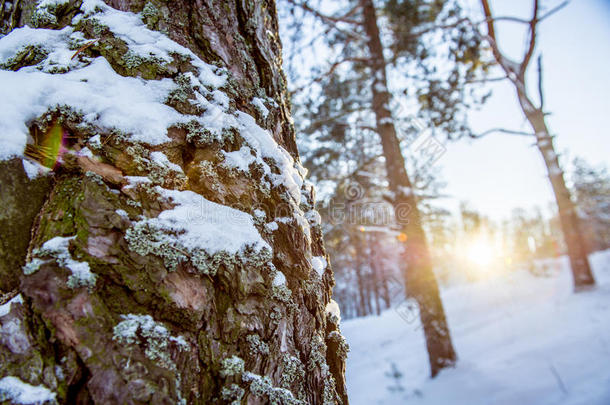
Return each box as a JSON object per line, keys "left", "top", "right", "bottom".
{"left": 0, "top": 0, "right": 348, "bottom": 404}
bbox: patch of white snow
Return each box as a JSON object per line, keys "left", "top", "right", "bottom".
{"left": 0, "top": 376, "right": 56, "bottom": 405}
{"left": 311, "top": 256, "right": 327, "bottom": 277}
{"left": 0, "top": 294, "right": 23, "bottom": 317}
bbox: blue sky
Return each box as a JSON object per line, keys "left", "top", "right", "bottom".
{"left": 436, "top": 0, "right": 610, "bottom": 220}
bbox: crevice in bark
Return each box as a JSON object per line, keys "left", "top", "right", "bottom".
{"left": 184, "top": 2, "right": 223, "bottom": 67}
{"left": 0, "top": 159, "right": 53, "bottom": 292}
{"left": 65, "top": 355, "right": 93, "bottom": 405}
{"left": 234, "top": 0, "right": 269, "bottom": 92}
{"left": 25, "top": 179, "right": 58, "bottom": 261}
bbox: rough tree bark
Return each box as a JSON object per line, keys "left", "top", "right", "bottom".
{"left": 480, "top": 0, "right": 595, "bottom": 290}
{"left": 362, "top": 0, "right": 457, "bottom": 378}
{"left": 0, "top": 0, "right": 349, "bottom": 404}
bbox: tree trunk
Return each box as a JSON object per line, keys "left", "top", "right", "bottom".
{"left": 369, "top": 240, "right": 382, "bottom": 316}
{"left": 352, "top": 229, "right": 368, "bottom": 317}
{"left": 370, "top": 263, "right": 382, "bottom": 316}
{"left": 362, "top": 0, "right": 457, "bottom": 377}
{"left": 354, "top": 260, "right": 367, "bottom": 317}
{"left": 381, "top": 273, "right": 392, "bottom": 310}
{"left": 515, "top": 86, "right": 595, "bottom": 290}
{"left": 0, "top": 1, "right": 348, "bottom": 404}
{"left": 479, "top": 0, "right": 595, "bottom": 291}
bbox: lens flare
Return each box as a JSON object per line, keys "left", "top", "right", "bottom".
{"left": 39, "top": 122, "right": 67, "bottom": 169}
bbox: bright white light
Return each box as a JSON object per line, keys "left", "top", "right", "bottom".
{"left": 528, "top": 236, "right": 537, "bottom": 253}
{"left": 465, "top": 239, "right": 495, "bottom": 267}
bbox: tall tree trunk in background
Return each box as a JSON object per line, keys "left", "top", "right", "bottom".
{"left": 352, "top": 227, "right": 368, "bottom": 317}
{"left": 364, "top": 260, "right": 374, "bottom": 316}
{"left": 519, "top": 95, "right": 595, "bottom": 289}
{"left": 355, "top": 256, "right": 367, "bottom": 317}
{"left": 369, "top": 238, "right": 382, "bottom": 316}
{"left": 0, "top": 1, "right": 348, "bottom": 404}
{"left": 362, "top": 0, "right": 457, "bottom": 377}
{"left": 370, "top": 260, "right": 382, "bottom": 316}
{"left": 382, "top": 274, "right": 392, "bottom": 309}
{"left": 480, "top": 0, "right": 595, "bottom": 291}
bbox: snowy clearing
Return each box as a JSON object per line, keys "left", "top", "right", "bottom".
{"left": 342, "top": 250, "right": 610, "bottom": 405}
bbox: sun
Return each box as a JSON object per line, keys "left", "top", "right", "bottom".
{"left": 465, "top": 238, "right": 495, "bottom": 267}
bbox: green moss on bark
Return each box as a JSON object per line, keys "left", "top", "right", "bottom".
{"left": 0, "top": 159, "right": 52, "bottom": 293}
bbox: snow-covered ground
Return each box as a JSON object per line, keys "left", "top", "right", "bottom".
{"left": 341, "top": 250, "right": 610, "bottom": 405}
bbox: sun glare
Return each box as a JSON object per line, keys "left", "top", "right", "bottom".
{"left": 465, "top": 239, "right": 495, "bottom": 267}
{"left": 458, "top": 231, "right": 504, "bottom": 275}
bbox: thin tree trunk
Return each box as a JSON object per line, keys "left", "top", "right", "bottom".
{"left": 371, "top": 267, "right": 382, "bottom": 316}
{"left": 353, "top": 229, "right": 368, "bottom": 317}
{"left": 382, "top": 273, "right": 392, "bottom": 309}
{"left": 365, "top": 277, "right": 374, "bottom": 316}
{"left": 362, "top": 0, "right": 457, "bottom": 377}
{"left": 0, "top": 0, "right": 349, "bottom": 403}
{"left": 522, "top": 106, "right": 595, "bottom": 289}
{"left": 355, "top": 257, "right": 367, "bottom": 317}
{"left": 363, "top": 243, "right": 374, "bottom": 316}
{"left": 480, "top": 0, "right": 595, "bottom": 292}
{"left": 369, "top": 239, "right": 382, "bottom": 316}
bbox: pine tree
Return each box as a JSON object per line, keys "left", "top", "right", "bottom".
{"left": 282, "top": 0, "right": 459, "bottom": 377}
{"left": 0, "top": 0, "right": 348, "bottom": 403}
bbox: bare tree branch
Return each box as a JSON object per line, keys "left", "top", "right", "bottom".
{"left": 479, "top": 0, "right": 513, "bottom": 77}
{"left": 521, "top": 0, "right": 539, "bottom": 74}
{"left": 480, "top": 0, "right": 497, "bottom": 44}
{"left": 465, "top": 75, "right": 508, "bottom": 84}
{"left": 537, "top": 54, "right": 544, "bottom": 110}
{"left": 538, "top": 0, "right": 570, "bottom": 22}
{"left": 481, "top": 0, "right": 568, "bottom": 77}
{"left": 393, "top": 7, "right": 567, "bottom": 42}
{"left": 471, "top": 127, "right": 535, "bottom": 138}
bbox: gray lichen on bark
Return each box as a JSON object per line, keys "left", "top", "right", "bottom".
{"left": 0, "top": 0, "right": 349, "bottom": 403}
